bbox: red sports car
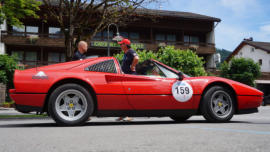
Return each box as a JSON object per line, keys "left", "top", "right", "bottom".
{"left": 9, "top": 57, "right": 263, "bottom": 125}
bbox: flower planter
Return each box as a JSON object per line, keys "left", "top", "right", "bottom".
{"left": 27, "top": 35, "right": 39, "bottom": 44}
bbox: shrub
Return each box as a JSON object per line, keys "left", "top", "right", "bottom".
{"left": 0, "top": 54, "right": 21, "bottom": 101}
{"left": 220, "top": 58, "right": 261, "bottom": 86}
{"left": 157, "top": 46, "right": 206, "bottom": 76}
{"left": 113, "top": 46, "right": 206, "bottom": 76}
{"left": 113, "top": 51, "right": 124, "bottom": 65}
{"left": 114, "top": 47, "right": 158, "bottom": 65}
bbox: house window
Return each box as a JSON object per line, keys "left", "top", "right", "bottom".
{"left": 239, "top": 52, "right": 243, "bottom": 56}
{"left": 25, "top": 51, "right": 37, "bottom": 65}
{"left": 120, "top": 32, "right": 129, "bottom": 39}
{"left": 184, "top": 35, "right": 199, "bottom": 44}
{"left": 118, "top": 32, "right": 139, "bottom": 40}
{"left": 61, "top": 53, "right": 66, "bottom": 62}
{"left": 26, "top": 26, "right": 38, "bottom": 36}
{"left": 155, "top": 34, "right": 165, "bottom": 41}
{"left": 48, "top": 52, "right": 66, "bottom": 64}
{"left": 12, "top": 26, "right": 25, "bottom": 36}
{"left": 259, "top": 59, "right": 262, "bottom": 66}
{"left": 49, "top": 27, "right": 62, "bottom": 38}
{"left": 184, "top": 35, "right": 199, "bottom": 43}
{"left": 11, "top": 51, "right": 24, "bottom": 63}
{"left": 93, "top": 32, "right": 102, "bottom": 40}
{"left": 190, "top": 36, "right": 199, "bottom": 43}
{"left": 130, "top": 32, "right": 139, "bottom": 40}
{"left": 167, "top": 34, "right": 176, "bottom": 41}
{"left": 156, "top": 33, "right": 176, "bottom": 42}
{"left": 103, "top": 31, "right": 113, "bottom": 38}
{"left": 184, "top": 35, "right": 189, "bottom": 43}
{"left": 251, "top": 47, "right": 255, "bottom": 52}
{"left": 11, "top": 50, "right": 38, "bottom": 66}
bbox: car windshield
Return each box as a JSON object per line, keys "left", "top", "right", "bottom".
{"left": 136, "top": 60, "right": 166, "bottom": 78}
{"left": 136, "top": 60, "right": 190, "bottom": 78}
{"left": 117, "top": 58, "right": 190, "bottom": 78}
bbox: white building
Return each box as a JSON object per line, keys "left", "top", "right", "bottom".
{"left": 227, "top": 40, "right": 270, "bottom": 72}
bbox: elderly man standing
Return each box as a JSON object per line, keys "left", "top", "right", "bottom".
{"left": 72, "top": 40, "right": 91, "bottom": 122}
{"left": 72, "top": 41, "right": 88, "bottom": 60}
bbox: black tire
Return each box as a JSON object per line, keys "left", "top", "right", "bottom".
{"left": 170, "top": 115, "right": 191, "bottom": 122}
{"left": 48, "top": 83, "right": 94, "bottom": 126}
{"left": 201, "top": 86, "right": 235, "bottom": 122}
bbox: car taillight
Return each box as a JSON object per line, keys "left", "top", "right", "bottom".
{"left": 9, "top": 89, "right": 16, "bottom": 94}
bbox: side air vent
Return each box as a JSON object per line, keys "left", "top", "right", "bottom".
{"left": 86, "top": 60, "right": 117, "bottom": 73}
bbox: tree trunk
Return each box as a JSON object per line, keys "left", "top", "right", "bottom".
{"left": 65, "top": 25, "right": 75, "bottom": 61}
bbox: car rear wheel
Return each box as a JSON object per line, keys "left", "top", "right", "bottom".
{"left": 170, "top": 115, "right": 191, "bottom": 122}
{"left": 48, "top": 83, "right": 94, "bottom": 126}
{"left": 201, "top": 86, "right": 235, "bottom": 122}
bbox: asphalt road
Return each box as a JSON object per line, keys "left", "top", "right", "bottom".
{"left": 1, "top": 107, "right": 270, "bottom": 152}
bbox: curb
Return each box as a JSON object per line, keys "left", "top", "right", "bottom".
{"left": 0, "top": 107, "right": 50, "bottom": 120}
{"left": 0, "top": 117, "right": 51, "bottom": 121}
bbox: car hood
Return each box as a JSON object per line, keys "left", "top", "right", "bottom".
{"left": 188, "top": 76, "right": 263, "bottom": 96}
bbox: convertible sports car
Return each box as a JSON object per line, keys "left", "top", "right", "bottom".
{"left": 9, "top": 57, "right": 263, "bottom": 125}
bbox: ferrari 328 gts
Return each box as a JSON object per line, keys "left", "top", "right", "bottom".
{"left": 9, "top": 57, "right": 263, "bottom": 125}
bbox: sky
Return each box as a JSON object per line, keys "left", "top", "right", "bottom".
{"left": 149, "top": 0, "right": 270, "bottom": 51}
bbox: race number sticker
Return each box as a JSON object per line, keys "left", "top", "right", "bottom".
{"left": 172, "top": 81, "right": 193, "bottom": 102}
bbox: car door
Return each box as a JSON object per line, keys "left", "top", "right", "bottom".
{"left": 84, "top": 59, "right": 132, "bottom": 110}
{"left": 155, "top": 62, "right": 194, "bottom": 109}
{"left": 122, "top": 74, "right": 173, "bottom": 109}
{"left": 122, "top": 60, "right": 194, "bottom": 110}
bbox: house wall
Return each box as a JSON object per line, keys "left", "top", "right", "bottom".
{"left": 234, "top": 45, "right": 270, "bottom": 72}
{"left": 0, "top": 20, "right": 7, "bottom": 54}
{"left": 206, "top": 23, "right": 215, "bottom": 44}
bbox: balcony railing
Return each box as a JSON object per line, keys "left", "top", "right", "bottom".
{"left": 1, "top": 31, "right": 215, "bottom": 46}
{"left": 1, "top": 31, "right": 216, "bottom": 54}
{"left": 1, "top": 31, "right": 65, "bottom": 47}
{"left": 1, "top": 31, "right": 64, "bottom": 38}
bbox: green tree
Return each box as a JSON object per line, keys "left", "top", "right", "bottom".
{"left": 0, "top": 0, "right": 41, "bottom": 26}
{"left": 42, "top": 0, "right": 159, "bottom": 61}
{"left": 220, "top": 58, "right": 261, "bottom": 86}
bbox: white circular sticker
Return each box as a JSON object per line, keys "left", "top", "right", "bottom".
{"left": 172, "top": 81, "right": 193, "bottom": 102}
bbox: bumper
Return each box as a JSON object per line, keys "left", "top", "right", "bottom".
{"left": 237, "top": 95, "right": 263, "bottom": 109}
{"left": 9, "top": 89, "right": 46, "bottom": 107}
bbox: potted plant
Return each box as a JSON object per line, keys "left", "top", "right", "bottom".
{"left": 27, "top": 35, "right": 39, "bottom": 44}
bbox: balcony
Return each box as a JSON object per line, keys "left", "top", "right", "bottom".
{"left": 1, "top": 31, "right": 216, "bottom": 54}
{"left": 1, "top": 31, "right": 65, "bottom": 47}
{"left": 140, "top": 40, "right": 216, "bottom": 54}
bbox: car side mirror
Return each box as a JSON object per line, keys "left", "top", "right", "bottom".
{"left": 178, "top": 72, "right": 184, "bottom": 81}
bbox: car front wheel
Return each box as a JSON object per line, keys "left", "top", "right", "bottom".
{"left": 201, "top": 86, "right": 235, "bottom": 122}
{"left": 48, "top": 83, "right": 94, "bottom": 126}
